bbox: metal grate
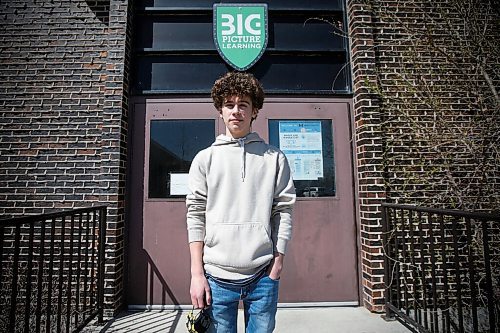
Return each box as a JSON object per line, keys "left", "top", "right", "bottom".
{"left": 0, "top": 206, "right": 107, "bottom": 333}
{"left": 382, "top": 203, "right": 499, "bottom": 333}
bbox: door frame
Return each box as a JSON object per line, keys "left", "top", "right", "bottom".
{"left": 125, "top": 96, "right": 362, "bottom": 308}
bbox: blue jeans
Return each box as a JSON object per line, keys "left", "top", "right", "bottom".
{"left": 206, "top": 274, "right": 279, "bottom": 333}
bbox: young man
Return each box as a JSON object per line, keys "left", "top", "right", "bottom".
{"left": 186, "top": 72, "right": 296, "bottom": 333}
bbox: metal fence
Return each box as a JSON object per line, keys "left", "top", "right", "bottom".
{"left": 0, "top": 206, "right": 107, "bottom": 333}
{"left": 382, "top": 203, "right": 499, "bottom": 333}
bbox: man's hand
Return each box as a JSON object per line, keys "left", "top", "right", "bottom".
{"left": 190, "top": 273, "right": 211, "bottom": 309}
{"left": 267, "top": 252, "right": 285, "bottom": 280}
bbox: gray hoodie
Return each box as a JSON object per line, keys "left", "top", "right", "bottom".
{"left": 186, "top": 132, "right": 296, "bottom": 280}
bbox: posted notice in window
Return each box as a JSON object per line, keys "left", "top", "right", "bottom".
{"left": 169, "top": 173, "right": 190, "bottom": 195}
{"left": 278, "top": 121, "right": 323, "bottom": 180}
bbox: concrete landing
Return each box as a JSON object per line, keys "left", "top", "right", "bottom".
{"left": 84, "top": 307, "right": 411, "bottom": 333}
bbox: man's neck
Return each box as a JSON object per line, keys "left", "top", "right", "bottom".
{"left": 226, "top": 130, "right": 250, "bottom": 139}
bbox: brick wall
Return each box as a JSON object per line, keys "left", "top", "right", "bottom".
{"left": 0, "top": 0, "right": 132, "bottom": 316}
{"left": 369, "top": 0, "right": 499, "bottom": 212}
{"left": 0, "top": 0, "right": 108, "bottom": 214}
{"left": 348, "top": 0, "right": 499, "bottom": 312}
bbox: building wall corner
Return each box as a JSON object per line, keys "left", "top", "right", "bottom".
{"left": 100, "top": 0, "right": 134, "bottom": 317}
{"left": 347, "top": 0, "right": 387, "bottom": 313}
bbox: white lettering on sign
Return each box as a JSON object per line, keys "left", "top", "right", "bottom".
{"left": 221, "top": 14, "right": 236, "bottom": 35}
{"left": 245, "top": 14, "right": 261, "bottom": 35}
{"left": 221, "top": 36, "right": 261, "bottom": 43}
{"left": 223, "top": 43, "right": 261, "bottom": 49}
{"left": 237, "top": 13, "right": 243, "bottom": 35}
{"left": 221, "top": 13, "right": 262, "bottom": 36}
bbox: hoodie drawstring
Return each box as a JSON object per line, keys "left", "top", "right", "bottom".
{"left": 238, "top": 138, "right": 246, "bottom": 181}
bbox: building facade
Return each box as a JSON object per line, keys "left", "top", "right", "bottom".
{"left": 1, "top": 0, "right": 498, "bottom": 316}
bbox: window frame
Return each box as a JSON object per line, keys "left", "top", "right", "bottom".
{"left": 143, "top": 98, "right": 222, "bottom": 202}
{"left": 269, "top": 119, "right": 336, "bottom": 198}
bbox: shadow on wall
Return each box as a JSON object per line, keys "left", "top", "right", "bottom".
{"left": 85, "top": 0, "right": 110, "bottom": 25}
{"left": 146, "top": 251, "right": 182, "bottom": 308}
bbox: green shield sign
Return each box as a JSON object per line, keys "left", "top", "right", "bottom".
{"left": 213, "top": 4, "right": 268, "bottom": 71}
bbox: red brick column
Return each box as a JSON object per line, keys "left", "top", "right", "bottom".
{"left": 347, "top": 0, "right": 387, "bottom": 312}
{"left": 100, "top": 0, "right": 134, "bottom": 316}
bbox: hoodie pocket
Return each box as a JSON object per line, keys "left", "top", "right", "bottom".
{"left": 204, "top": 223, "right": 273, "bottom": 270}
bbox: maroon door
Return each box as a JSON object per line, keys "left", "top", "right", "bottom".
{"left": 254, "top": 99, "right": 358, "bottom": 303}
{"left": 127, "top": 98, "right": 358, "bottom": 307}
{"left": 127, "top": 99, "right": 223, "bottom": 306}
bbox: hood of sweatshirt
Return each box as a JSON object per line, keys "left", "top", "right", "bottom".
{"left": 212, "top": 132, "right": 264, "bottom": 146}
{"left": 212, "top": 132, "right": 264, "bottom": 181}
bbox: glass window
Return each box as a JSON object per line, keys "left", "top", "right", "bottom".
{"left": 269, "top": 120, "right": 335, "bottom": 197}
{"left": 134, "top": 13, "right": 344, "bottom": 51}
{"left": 269, "top": 14, "right": 345, "bottom": 50}
{"left": 135, "top": 53, "right": 349, "bottom": 93}
{"left": 148, "top": 120, "right": 215, "bottom": 198}
{"left": 135, "top": 15, "right": 214, "bottom": 50}
{"left": 142, "top": 0, "right": 343, "bottom": 11}
{"left": 132, "top": 1, "right": 351, "bottom": 94}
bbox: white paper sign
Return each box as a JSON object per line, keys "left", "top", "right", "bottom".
{"left": 169, "top": 173, "right": 190, "bottom": 196}
{"left": 279, "top": 121, "right": 323, "bottom": 180}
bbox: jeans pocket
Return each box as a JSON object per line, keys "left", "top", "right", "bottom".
{"left": 266, "top": 274, "right": 280, "bottom": 282}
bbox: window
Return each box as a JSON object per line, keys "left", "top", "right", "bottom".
{"left": 269, "top": 120, "right": 335, "bottom": 197}
{"left": 132, "top": 1, "right": 350, "bottom": 94}
{"left": 148, "top": 120, "right": 215, "bottom": 198}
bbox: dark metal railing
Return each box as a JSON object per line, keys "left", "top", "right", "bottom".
{"left": 0, "top": 206, "right": 107, "bottom": 333}
{"left": 382, "top": 203, "right": 499, "bottom": 333}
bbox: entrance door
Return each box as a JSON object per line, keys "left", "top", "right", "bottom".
{"left": 127, "top": 98, "right": 358, "bottom": 307}
{"left": 128, "top": 99, "right": 222, "bottom": 306}
{"left": 254, "top": 99, "right": 358, "bottom": 303}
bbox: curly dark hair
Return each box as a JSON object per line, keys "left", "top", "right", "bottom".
{"left": 211, "top": 72, "right": 265, "bottom": 112}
